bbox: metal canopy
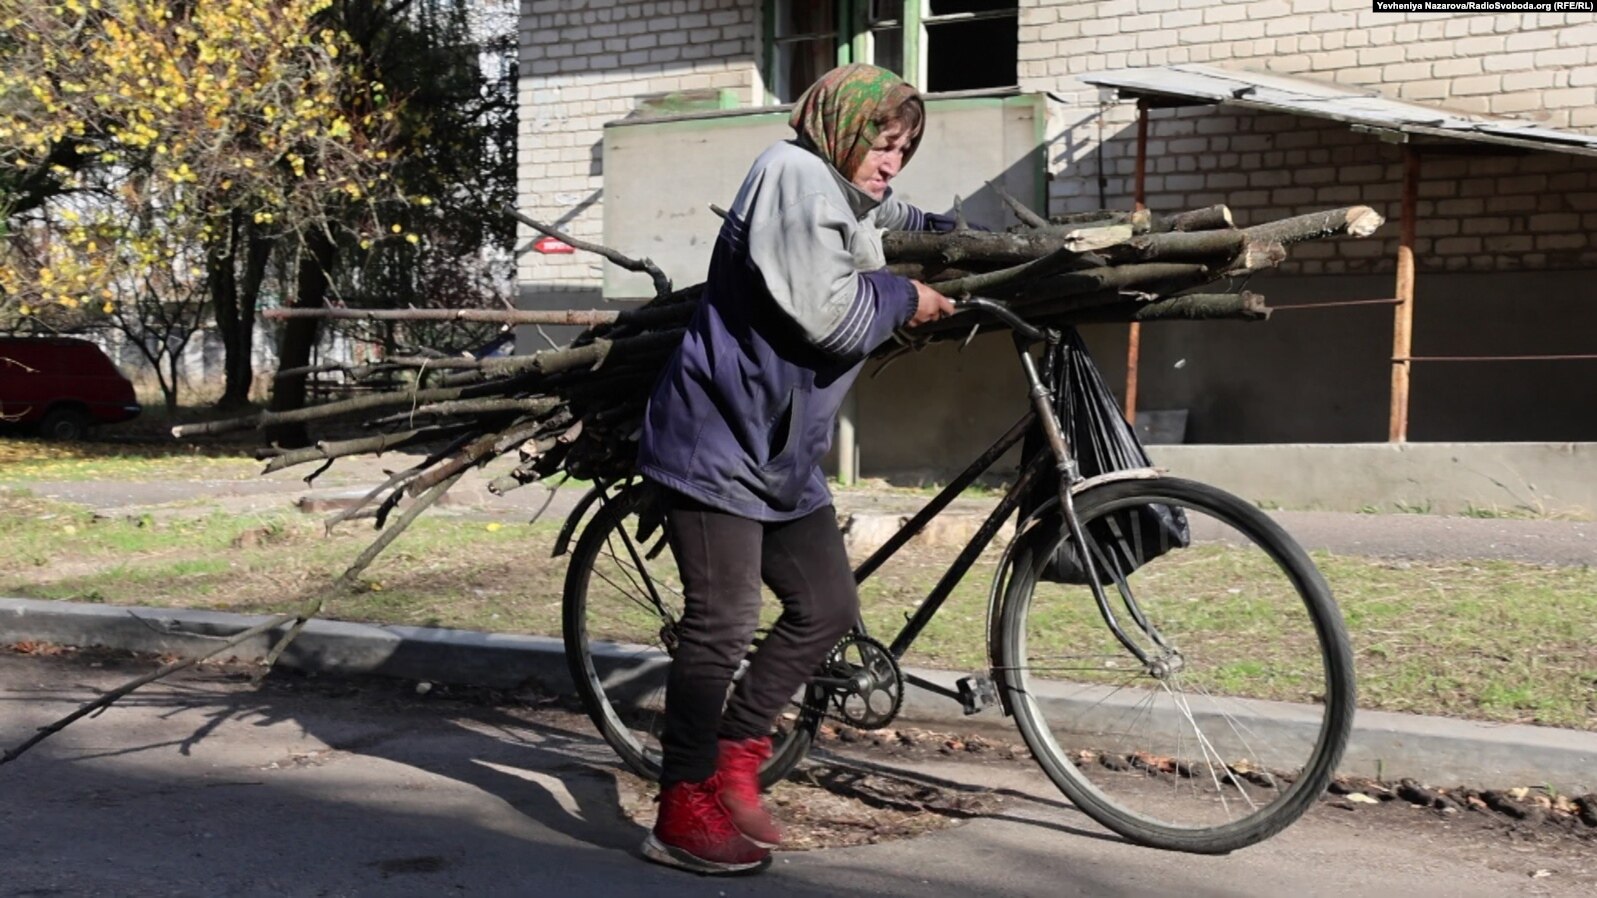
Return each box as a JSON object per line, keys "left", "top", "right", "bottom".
{"left": 1080, "top": 64, "right": 1597, "bottom": 158}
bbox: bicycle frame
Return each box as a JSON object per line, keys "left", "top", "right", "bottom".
{"left": 848, "top": 307, "right": 1175, "bottom": 711}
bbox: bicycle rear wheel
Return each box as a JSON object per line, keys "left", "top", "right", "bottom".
{"left": 561, "top": 486, "right": 821, "bottom": 787}
{"left": 998, "top": 477, "right": 1355, "bottom": 853}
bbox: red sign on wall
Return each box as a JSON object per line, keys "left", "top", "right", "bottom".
{"left": 532, "top": 236, "right": 576, "bottom": 254}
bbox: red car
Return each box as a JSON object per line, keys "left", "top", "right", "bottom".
{"left": 0, "top": 336, "right": 142, "bottom": 440}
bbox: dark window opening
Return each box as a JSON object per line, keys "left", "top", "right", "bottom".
{"left": 869, "top": 0, "right": 905, "bottom": 78}
{"left": 925, "top": 1, "right": 1017, "bottom": 93}
{"left": 773, "top": 1, "right": 838, "bottom": 102}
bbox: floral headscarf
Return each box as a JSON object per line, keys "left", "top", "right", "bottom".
{"left": 788, "top": 64, "right": 923, "bottom": 180}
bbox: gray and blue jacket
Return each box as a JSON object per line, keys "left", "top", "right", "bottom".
{"left": 637, "top": 139, "right": 949, "bottom": 520}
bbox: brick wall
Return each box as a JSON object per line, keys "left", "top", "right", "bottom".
{"left": 517, "top": 0, "right": 758, "bottom": 292}
{"left": 519, "top": 1, "right": 1597, "bottom": 280}
{"left": 1024, "top": 0, "right": 1597, "bottom": 125}
{"left": 1022, "top": 0, "right": 1597, "bottom": 273}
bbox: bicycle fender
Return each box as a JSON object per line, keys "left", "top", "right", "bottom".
{"left": 553, "top": 486, "right": 608, "bottom": 557}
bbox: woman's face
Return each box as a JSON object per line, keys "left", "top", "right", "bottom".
{"left": 850, "top": 122, "right": 915, "bottom": 200}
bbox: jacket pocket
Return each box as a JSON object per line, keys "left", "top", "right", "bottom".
{"left": 755, "top": 388, "right": 806, "bottom": 510}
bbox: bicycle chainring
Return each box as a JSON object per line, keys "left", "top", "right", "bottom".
{"left": 821, "top": 634, "right": 904, "bottom": 730}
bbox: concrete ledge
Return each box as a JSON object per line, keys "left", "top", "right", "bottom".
{"left": 5, "top": 597, "right": 1593, "bottom": 793}
{"left": 903, "top": 668, "right": 1595, "bottom": 793}
{"left": 1148, "top": 442, "right": 1597, "bottom": 516}
{"left": 0, "top": 597, "right": 570, "bottom": 691}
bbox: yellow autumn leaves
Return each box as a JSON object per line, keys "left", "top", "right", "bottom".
{"left": 1, "top": 0, "right": 424, "bottom": 319}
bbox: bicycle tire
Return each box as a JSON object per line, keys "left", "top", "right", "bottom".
{"left": 998, "top": 477, "right": 1356, "bottom": 853}
{"left": 562, "top": 486, "right": 820, "bottom": 788}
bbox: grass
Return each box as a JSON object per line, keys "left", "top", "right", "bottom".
{"left": 830, "top": 475, "right": 1013, "bottom": 501}
{"left": 0, "top": 437, "right": 260, "bottom": 482}
{"left": 2, "top": 490, "right": 1594, "bottom": 732}
{"left": 0, "top": 491, "right": 568, "bottom": 629}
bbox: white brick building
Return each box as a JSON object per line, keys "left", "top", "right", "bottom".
{"left": 517, "top": 1, "right": 1597, "bottom": 474}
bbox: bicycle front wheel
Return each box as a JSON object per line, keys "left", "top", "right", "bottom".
{"left": 561, "top": 486, "right": 821, "bottom": 787}
{"left": 998, "top": 477, "right": 1355, "bottom": 853}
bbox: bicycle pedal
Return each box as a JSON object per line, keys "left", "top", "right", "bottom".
{"left": 956, "top": 675, "right": 998, "bottom": 715}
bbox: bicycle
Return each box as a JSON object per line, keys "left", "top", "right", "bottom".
{"left": 558, "top": 298, "right": 1356, "bottom": 854}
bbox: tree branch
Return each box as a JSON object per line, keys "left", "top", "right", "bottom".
{"left": 511, "top": 209, "right": 672, "bottom": 299}
{"left": 1242, "top": 206, "right": 1385, "bottom": 246}
{"left": 985, "top": 179, "right": 1049, "bottom": 228}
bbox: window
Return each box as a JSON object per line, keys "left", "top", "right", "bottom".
{"left": 769, "top": 2, "right": 840, "bottom": 105}
{"left": 868, "top": 1, "right": 906, "bottom": 78}
{"left": 762, "top": 1, "right": 1017, "bottom": 103}
{"left": 924, "top": 1, "right": 1018, "bottom": 94}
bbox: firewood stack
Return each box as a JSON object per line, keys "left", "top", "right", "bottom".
{"left": 174, "top": 196, "right": 1383, "bottom": 523}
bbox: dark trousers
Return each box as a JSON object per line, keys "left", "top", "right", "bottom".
{"left": 659, "top": 495, "right": 859, "bottom": 786}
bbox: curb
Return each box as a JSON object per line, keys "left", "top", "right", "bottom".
{"left": 4, "top": 597, "right": 1593, "bottom": 793}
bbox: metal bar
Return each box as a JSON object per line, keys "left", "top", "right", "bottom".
{"left": 265, "top": 308, "right": 625, "bottom": 325}
{"left": 852, "top": 411, "right": 1036, "bottom": 585}
{"left": 1401, "top": 354, "right": 1597, "bottom": 362}
{"left": 761, "top": 0, "right": 777, "bottom": 103}
{"left": 902, "top": 672, "right": 964, "bottom": 702}
{"left": 887, "top": 460, "right": 1038, "bottom": 660}
{"left": 836, "top": 0, "right": 852, "bottom": 65}
{"left": 1271, "top": 298, "right": 1404, "bottom": 311}
{"left": 1389, "top": 146, "right": 1419, "bottom": 443}
{"left": 1092, "top": 89, "right": 1597, "bottom": 160}
{"left": 922, "top": 11, "right": 1021, "bottom": 24}
{"left": 1125, "top": 99, "right": 1150, "bottom": 426}
{"left": 848, "top": 0, "right": 868, "bottom": 65}
{"left": 904, "top": 0, "right": 923, "bottom": 87}
{"left": 771, "top": 32, "right": 840, "bottom": 44}
{"left": 1134, "top": 101, "right": 1151, "bottom": 211}
{"left": 837, "top": 389, "right": 859, "bottom": 486}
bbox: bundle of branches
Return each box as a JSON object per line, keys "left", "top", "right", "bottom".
{"left": 174, "top": 196, "right": 1384, "bottom": 517}
{"left": 883, "top": 187, "right": 1382, "bottom": 336}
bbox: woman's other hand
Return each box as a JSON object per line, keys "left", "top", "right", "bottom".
{"left": 908, "top": 280, "right": 956, "bottom": 327}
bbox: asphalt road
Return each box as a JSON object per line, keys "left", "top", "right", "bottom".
{"left": 1, "top": 651, "right": 1590, "bottom": 898}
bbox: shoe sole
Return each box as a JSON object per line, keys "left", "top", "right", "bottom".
{"left": 729, "top": 824, "right": 780, "bottom": 850}
{"left": 640, "top": 834, "right": 771, "bottom": 876}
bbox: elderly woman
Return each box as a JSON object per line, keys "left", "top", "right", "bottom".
{"left": 636, "top": 64, "right": 957, "bottom": 874}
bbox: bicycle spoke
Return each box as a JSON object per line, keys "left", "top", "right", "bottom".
{"left": 598, "top": 537, "right": 665, "bottom": 615}
{"left": 589, "top": 564, "right": 670, "bottom": 625}
{"left": 1191, "top": 682, "right": 1269, "bottom": 775}
{"left": 1166, "top": 679, "right": 1257, "bottom": 815}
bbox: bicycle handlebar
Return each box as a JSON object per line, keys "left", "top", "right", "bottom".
{"left": 951, "top": 297, "right": 1050, "bottom": 344}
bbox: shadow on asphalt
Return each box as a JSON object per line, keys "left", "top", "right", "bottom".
{"left": 811, "top": 747, "right": 1131, "bottom": 847}
{"left": 5, "top": 671, "right": 645, "bottom": 854}
{"left": 0, "top": 656, "right": 1334, "bottom": 898}
{"left": 7, "top": 661, "right": 1131, "bottom": 856}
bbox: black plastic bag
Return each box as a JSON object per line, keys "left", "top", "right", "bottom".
{"left": 1016, "top": 328, "right": 1190, "bottom": 584}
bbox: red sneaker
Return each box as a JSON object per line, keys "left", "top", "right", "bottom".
{"left": 642, "top": 779, "right": 771, "bottom": 875}
{"left": 715, "top": 736, "right": 784, "bottom": 848}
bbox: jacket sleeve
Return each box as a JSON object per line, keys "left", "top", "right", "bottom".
{"left": 878, "top": 195, "right": 994, "bottom": 233}
{"left": 875, "top": 195, "right": 931, "bottom": 231}
{"left": 747, "top": 193, "right": 918, "bottom": 361}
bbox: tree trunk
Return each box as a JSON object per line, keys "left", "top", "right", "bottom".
{"left": 208, "top": 212, "right": 241, "bottom": 408}
{"left": 162, "top": 352, "right": 181, "bottom": 416}
{"left": 213, "top": 218, "right": 272, "bottom": 410}
{"left": 229, "top": 227, "right": 272, "bottom": 407}
{"left": 266, "top": 231, "right": 335, "bottom": 447}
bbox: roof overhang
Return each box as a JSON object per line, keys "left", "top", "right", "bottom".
{"left": 1080, "top": 64, "right": 1597, "bottom": 159}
